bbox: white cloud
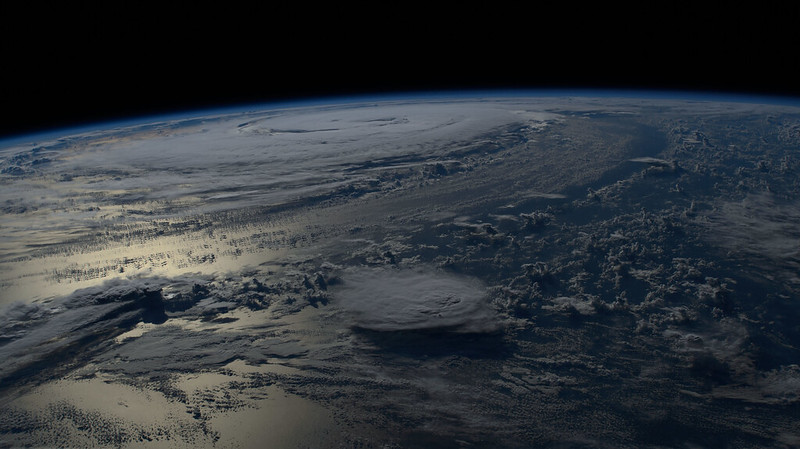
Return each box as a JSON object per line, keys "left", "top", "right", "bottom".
{"left": 333, "top": 267, "right": 499, "bottom": 333}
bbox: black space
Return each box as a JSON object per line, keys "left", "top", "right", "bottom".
{"left": 1, "top": 4, "right": 798, "bottom": 139}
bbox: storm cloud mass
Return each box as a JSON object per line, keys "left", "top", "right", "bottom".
{"left": 334, "top": 267, "right": 499, "bottom": 333}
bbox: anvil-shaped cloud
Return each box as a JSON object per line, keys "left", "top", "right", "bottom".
{"left": 334, "top": 267, "right": 499, "bottom": 333}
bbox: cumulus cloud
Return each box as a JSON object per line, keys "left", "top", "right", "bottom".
{"left": 333, "top": 267, "right": 499, "bottom": 333}
{"left": 542, "top": 295, "right": 598, "bottom": 315}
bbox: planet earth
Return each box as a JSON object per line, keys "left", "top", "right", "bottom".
{"left": 0, "top": 92, "right": 799, "bottom": 448}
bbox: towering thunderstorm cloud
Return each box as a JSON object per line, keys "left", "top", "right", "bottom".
{"left": 334, "top": 267, "right": 499, "bottom": 333}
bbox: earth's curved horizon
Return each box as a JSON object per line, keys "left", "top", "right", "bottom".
{"left": 5, "top": 88, "right": 800, "bottom": 146}
{"left": 1, "top": 91, "right": 799, "bottom": 448}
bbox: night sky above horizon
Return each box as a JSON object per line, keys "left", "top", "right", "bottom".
{"left": 2, "top": 3, "right": 797, "bottom": 138}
